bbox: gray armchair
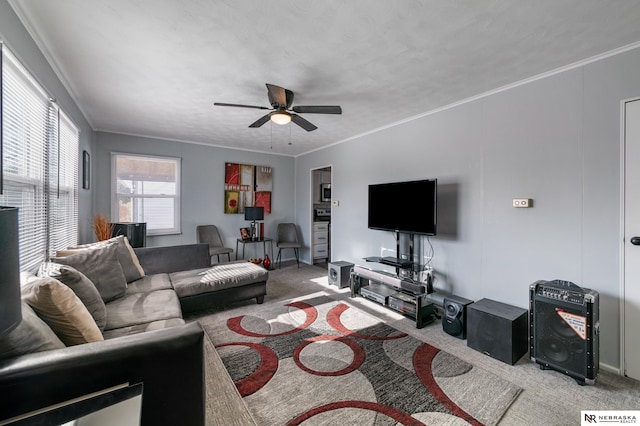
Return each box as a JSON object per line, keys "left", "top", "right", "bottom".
{"left": 275, "top": 223, "right": 301, "bottom": 268}
{"left": 196, "top": 225, "right": 233, "bottom": 264}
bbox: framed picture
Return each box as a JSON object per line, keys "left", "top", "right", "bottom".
{"left": 82, "top": 150, "right": 90, "bottom": 190}
{"left": 240, "top": 227, "right": 251, "bottom": 240}
{"left": 224, "top": 162, "right": 273, "bottom": 214}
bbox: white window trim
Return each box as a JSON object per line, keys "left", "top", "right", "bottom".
{"left": 111, "top": 152, "right": 181, "bottom": 236}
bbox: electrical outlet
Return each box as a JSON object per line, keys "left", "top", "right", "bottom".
{"left": 512, "top": 198, "right": 532, "bottom": 208}
{"left": 332, "top": 200, "right": 339, "bottom": 206}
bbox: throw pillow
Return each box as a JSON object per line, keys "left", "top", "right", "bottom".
{"left": 20, "top": 271, "right": 38, "bottom": 285}
{"left": 0, "top": 302, "right": 66, "bottom": 360}
{"left": 52, "top": 242, "right": 128, "bottom": 303}
{"left": 21, "top": 276, "right": 104, "bottom": 346}
{"left": 57, "top": 235, "right": 145, "bottom": 283}
{"left": 38, "top": 263, "right": 107, "bottom": 331}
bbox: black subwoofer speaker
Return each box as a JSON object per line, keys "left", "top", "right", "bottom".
{"left": 467, "top": 298, "right": 528, "bottom": 365}
{"left": 530, "top": 280, "right": 599, "bottom": 385}
{"left": 442, "top": 295, "right": 473, "bottom": 339}
{"left": 111, "top": 222, "right": 147, "bottom": 248}
{"left": 328, "top": 261, "right": 354, "bottom": 288}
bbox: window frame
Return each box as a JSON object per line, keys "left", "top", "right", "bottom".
{"left": 111, "top": 152, "right": 181, "bottom": 236}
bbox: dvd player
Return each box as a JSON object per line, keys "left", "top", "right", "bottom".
{"left": 379, "top": 256, "right": 413, "bottom": 268}
{"left": 388, "top": 294, "right": 417, "bottom": 316}
{"left": 360, "top": 283, "right": 398, "bottom": 305}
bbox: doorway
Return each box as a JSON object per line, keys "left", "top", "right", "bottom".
{"left": 310, "top": 166, "right": 332, "bottom": 265}
{"left": 623, "top": 97, "right": 640, "bottom": 380}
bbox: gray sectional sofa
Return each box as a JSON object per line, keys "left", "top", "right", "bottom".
{"left": 0, "top": 240, "right": 267, "bottom": 426}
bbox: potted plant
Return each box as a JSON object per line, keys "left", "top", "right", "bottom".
{"left": 93, "top": 214, "right": 114, "bottom": 241}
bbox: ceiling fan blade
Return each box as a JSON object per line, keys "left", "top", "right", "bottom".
{"left": 285, "top": 88, "right": 294, "bottom": 109}
{"left": 249, "top": 114, "right": 271, "bottom": 128}
{"left": 292, "top": 105, "right": 342, "bottom": 114}
{"left": 266, "top": 84, "right": 288, "bottom": 108}
{"left": 291, "top": 114, "right": 318, "bottom": 132}
{"left": 214, "top": 102, "right": 270, "bottom": 110}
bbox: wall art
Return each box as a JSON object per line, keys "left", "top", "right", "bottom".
{"left": 224, "top": 162, "right": 272, "bottom": 214}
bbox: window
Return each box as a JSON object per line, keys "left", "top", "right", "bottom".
{"left": 0, "top": 43, "right": 79, "bottom": 271}
{"left": 112, "top": 153, "right": 181, "bottom": 235}
{"left": 49, "top": 109, "right": 79, "bottom": 253}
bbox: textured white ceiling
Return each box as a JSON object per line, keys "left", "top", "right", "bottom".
{"left": 10, "top": 0, "right": 640, "bottom": 156}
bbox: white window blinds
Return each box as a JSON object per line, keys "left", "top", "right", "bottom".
{"left": 1, "top": 43, "right": 79, "bottom": 271}
{"left": 49, "top": 108, "right": 79, "bottom": 254}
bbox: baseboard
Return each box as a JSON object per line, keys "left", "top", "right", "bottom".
{"left": 599, "top": 362, "right": 621, "bottom": 375}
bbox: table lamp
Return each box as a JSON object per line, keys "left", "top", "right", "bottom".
{"left": 244, "top": 206, "right": 264, "bottom": 241}
{"left": 0, "top": 206, "right": 22, "bottom": 336}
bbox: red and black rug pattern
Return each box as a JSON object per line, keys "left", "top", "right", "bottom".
{"left": 210, "top": 295, "right": 520, "bottom": 425}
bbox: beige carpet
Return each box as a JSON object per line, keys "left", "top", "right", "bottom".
{"left": 187, "top": 262, "right": 640, "bottom": 425}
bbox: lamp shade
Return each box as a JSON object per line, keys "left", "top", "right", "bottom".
{"left": 244, "top": 206, "right": 264, "bottom": 221}
{"left": 0, "top": 206, "right": 22, "bottom": 336}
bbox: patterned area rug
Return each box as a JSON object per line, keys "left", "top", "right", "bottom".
{"left": 200, "top": 294, "right": 521, "bottom": 425}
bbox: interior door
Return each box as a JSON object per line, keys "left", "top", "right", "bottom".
{"left": 624, "top": 98, "right": 640, "bottom": 380}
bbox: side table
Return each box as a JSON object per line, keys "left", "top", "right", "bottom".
{"left": 236, "top": 238, "right": 273, "bottom": 261}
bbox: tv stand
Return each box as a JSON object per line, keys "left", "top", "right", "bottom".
{"left": 352, "top": 262, "right": 434, "bottom": 329}
{"left": 352, "top": 231, "right": 435, "bottom": 328}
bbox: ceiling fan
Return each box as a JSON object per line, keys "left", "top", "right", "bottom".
{"left": 214, "top": 83, "right": 342, "bottom": 132}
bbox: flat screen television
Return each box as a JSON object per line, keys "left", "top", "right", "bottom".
{"left": 368, "top": 179, "right": 437, "bottom": 235}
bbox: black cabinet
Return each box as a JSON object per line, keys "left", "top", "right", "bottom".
{"left": 111, "top": 222, "right": 146, "bottom": 248}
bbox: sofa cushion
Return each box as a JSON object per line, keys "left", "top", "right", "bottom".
{"left": 169, "top": 262, "right": 268, "bottom": 299}
{"left": 52, "top": 242, "right": 128, "bottom": 303}
{"left": 104, "top": 289, "right": 182, "bottom": 331}
{"left": 21, "top": 276, "right": 104, "bottom": 346}
{"left": 38, "top": 263, "right": 107, "bottom": 331}
{"left": 0, "top": 302, "right": 66, "bottom": 360}
{"left": 57, "top": 235, "right": 145, "bottom": 283}
{"left": 102, "top": 318, "right": 186, "bottom": 339}
{"left": 125, "top": 273, "right": 173, "bottom": 295}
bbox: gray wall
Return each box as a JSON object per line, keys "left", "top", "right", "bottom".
{"left": 94, "top": 132, "right": 296, "bottom": 252}
{"left": 296, "top": 46, "right": 640, "bottom": 371}
{"left": 0, "top": 1, "right": 94, "bottom": 243}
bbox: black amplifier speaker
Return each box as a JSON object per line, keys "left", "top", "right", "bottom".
{"left": 328, "top": 261, "right": 354, "bottom": 288}
{"left": 529, "top": 280, "right": 599, "bottom": 385}
{"left": 442, "top": 295, "right": 474, "bottom": 339}
{"left": 467, "top": 298, "right": 528, "bottom": 365}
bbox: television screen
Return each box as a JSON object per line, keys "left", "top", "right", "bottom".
{"left": 368, "top": 179, "right": 437, "bottom": 235}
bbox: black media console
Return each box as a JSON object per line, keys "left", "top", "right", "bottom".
{"left": 351, "top": 261, "right": 435, "bottom": 329}
{"left": 352, "top": 231, "right": 436, "bottom": 328}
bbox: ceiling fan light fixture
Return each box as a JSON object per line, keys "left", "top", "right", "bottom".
{"left": 270, "top": 111, "right": 291, "bottom": 125}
